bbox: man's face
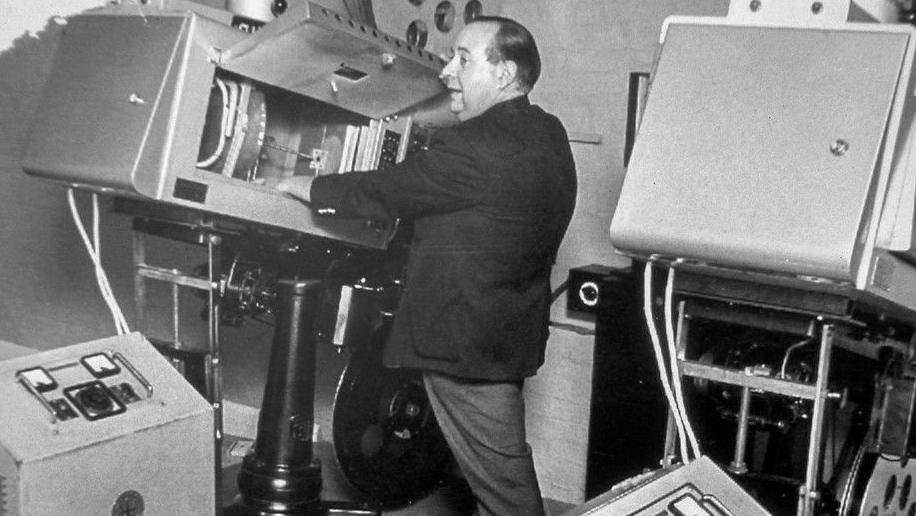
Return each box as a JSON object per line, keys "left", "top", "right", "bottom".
{"left": 439, "top": 22, "right": 505, "bottom": 121}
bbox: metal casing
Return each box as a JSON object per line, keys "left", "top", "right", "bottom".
{"left": 0, "top": 332, "right": 214, "bottom": 515}
{"left": 565, "top": 456, "right": 770, "bottom": 515}
{"left": 20, "top": 3, "right": 446, "bottom": 249}
{"left": 609, "top": 17, "right": 916, "bottom": 315}
{"left": 217, "top": 2, "right": 447, "bottom": 119}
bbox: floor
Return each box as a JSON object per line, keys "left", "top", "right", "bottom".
{"left": 212, "top": 322, "right": 574, "bottom": 515}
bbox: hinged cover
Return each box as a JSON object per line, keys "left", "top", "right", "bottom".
{"left": 217, "top": 1, "right": 446, "bottom": 119}
{"left": 610, "top": 19, "right": 912, "bottom": 283}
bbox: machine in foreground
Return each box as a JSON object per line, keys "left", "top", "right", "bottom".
{"left": 17, "top": 0, "right": 470, "bottom": 513}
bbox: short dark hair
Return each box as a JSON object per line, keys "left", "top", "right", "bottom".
{"left": 469, "top": 16, "right": 541, "bottom": 93}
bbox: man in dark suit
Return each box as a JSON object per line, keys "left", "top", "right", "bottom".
{"left": 278, "top": 16, "right": 576, "bottom": 515}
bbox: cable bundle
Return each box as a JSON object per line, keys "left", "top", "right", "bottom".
{"left": 642, "top": 262, "right": 701, "bottom": 465}
{"left": 67, "top": 189, "right": 130, "bottom": 335}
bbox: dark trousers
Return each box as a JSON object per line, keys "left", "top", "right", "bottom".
{"left": 423, "top": 371, "right": 545, "bottom": 516}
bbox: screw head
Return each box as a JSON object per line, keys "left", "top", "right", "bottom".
{"left": 830, "top": 139, "right": 849, "bottom": 157}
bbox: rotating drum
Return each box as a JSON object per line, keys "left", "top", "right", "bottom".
{"left": 331, "top": 311, "right": 453, "bottom": 509}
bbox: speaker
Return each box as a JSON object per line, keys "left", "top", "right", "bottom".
{"left": 0, "top": 332, "right": 214, "bottom": 515}
{"left": 567, "top": 264, "right": 617, "bottom": 315}
{"left": 585, "top": 265, "right": 669, "bottom": 498}
{"left": 566, "top": 456, "right": 771, "bottom": 515}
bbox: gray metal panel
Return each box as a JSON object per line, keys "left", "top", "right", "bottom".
{"left": 218, "top": 1, "right": 446, "bottom": 119}
{"left": 167, "top": 169, "right": 394, "bottom": 248}
{"left": 610, "top": 23, "right": 910, "bottom": 281}
{"left": 21, "top": 13, "right": 190, "bottom": 191}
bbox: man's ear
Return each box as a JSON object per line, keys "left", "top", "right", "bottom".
{"left": 498, "top": 60, "right": 518, "bottom": 90}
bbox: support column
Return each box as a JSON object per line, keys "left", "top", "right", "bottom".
{"left": 234, "top": 278, "right": 324, "bottom": 515}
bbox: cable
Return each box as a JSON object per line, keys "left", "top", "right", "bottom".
{"left": 67, "top": 189, "right": 131, "bottom": 335}
{"left": 780, "top": 338, "right": 811, "bottom": 379}
{"left": 550, "top": 279, "right": 569, "bottom": 305}
{"left": 196, "top": 78, "right": 230, "bottom": 168}
{"left": 663, "top": 267, "right": 701, "bottom": 460}
{"left": 88, "top": 191, "right": 129, "bottom": 334}
{"left": 90, "top": 192, "right": 121, "bottom": 331}
{"left": 643, "top": 262, "right": 690, "bottom": 465}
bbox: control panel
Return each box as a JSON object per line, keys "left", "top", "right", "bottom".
{"left": 0, "top": 333, "right": 214, "bottom": 515}
{"left": 16, "top": 350, "right": 151, "bottom": 423}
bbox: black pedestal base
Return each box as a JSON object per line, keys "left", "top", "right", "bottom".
{"left": 233, "top": 453, "right": 323, "bottom": 515}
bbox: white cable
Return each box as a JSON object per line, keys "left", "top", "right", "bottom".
{"left": 225, "top": 80, "right": 240, "bottom": 138}
{"left": 196, "top": 78, "right": 230, "bottom": 168}
{"left": 91, "top": 193, "right": 130, "bottom": 334}
{"left": 86, "top": 192, "right": 128, "bottom": 334}
{"left": 90, "top": 192, "right": 117, "bottom": 329}
{"left": 67, "top": 189, "right": 131, "bottom": 335}
{"left": 663, "top": 267, "right": 701, "bottom": 460}
{"left": 780, "top": 338, "right": 811, "bottom": 379}
{"left": 643, "top": 262, "right": 689, "bottom": 465}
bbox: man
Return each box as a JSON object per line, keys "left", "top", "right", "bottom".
{"left": 278, "top": 16, "right": 576, "bottom": 515}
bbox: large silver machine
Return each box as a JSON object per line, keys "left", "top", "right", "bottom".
{"left": 608, "top": 1, "right": 916, "bottom": 515}
{"left": 21, "top": 0, "right": 448, "bottom": 249}
{"left": 14, "top": 0, "right": 491, "bottom": 513}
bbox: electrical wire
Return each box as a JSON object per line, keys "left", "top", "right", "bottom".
{"left": 196, "top": 78, "right": 230, "bottom": 168}
{"left": 780, "top": 338, "right": 812, "bottom": 379}
{"left": 643, "top": 262, "right": 690, "bottom": 465}
{"left": 67, "top": 189, "right": 130, "bottom": 335}
{"left": 663, "top": 267, "right": 701, "bottom": 460}
{"left": 90, "top": 191, "right": 129, "bottom": 334}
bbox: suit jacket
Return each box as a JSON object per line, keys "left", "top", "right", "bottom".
{"left": 310, "top": 96, "right": 577, "bottom": 380}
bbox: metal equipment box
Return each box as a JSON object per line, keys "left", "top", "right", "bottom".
{"left": 0, "top": 332, "right": 214, "bottom": 515}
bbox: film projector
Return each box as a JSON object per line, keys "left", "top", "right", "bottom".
{"left": 596, "top": 0, "right": 916, "bottom": 515}
{"left": 17, "top": 0, "right": 486, "bottom": 513}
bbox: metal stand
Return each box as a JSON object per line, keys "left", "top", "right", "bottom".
{"left": 132, "top": 223, "right": 224, "bottom": 514}
{"left": 233, "top": 278, "right": 324, "bottom": 515}
{"left": 666, "top": 298, "right": 837, "bottom": 516}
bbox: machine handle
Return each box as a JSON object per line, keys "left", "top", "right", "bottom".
{"left": 16, "top": 374, "right": 59, "bottom": 424}
{"left": 113, "top": 352, "right": 154, "bottom": 398}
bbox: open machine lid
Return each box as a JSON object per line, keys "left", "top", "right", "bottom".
{"left": 609, "top": 18, "right": 913, "bottom": 283}
{"left": 216, "top": 1, "right": 447, "bottom": 119}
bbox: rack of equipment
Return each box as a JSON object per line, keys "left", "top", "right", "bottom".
{"left": 605, "top": 1, "right": 916, "bottom": 515}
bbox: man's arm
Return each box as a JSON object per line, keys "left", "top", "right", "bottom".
{"left": 276, "top": 127, "right": 492, "bottom": 220}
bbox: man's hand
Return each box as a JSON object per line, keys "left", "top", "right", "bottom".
{"left": 275, "top": 175, "right": 316, "bottom": 203}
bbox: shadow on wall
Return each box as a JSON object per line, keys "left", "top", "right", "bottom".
{"left": 0, "top": 20, "right": 201, "bottom": 350}
{"left": 0, "top": 19, "right": 139, "bottom": 349}
{"left": 0, "top": 17, "right": 277, "bottom": 406}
